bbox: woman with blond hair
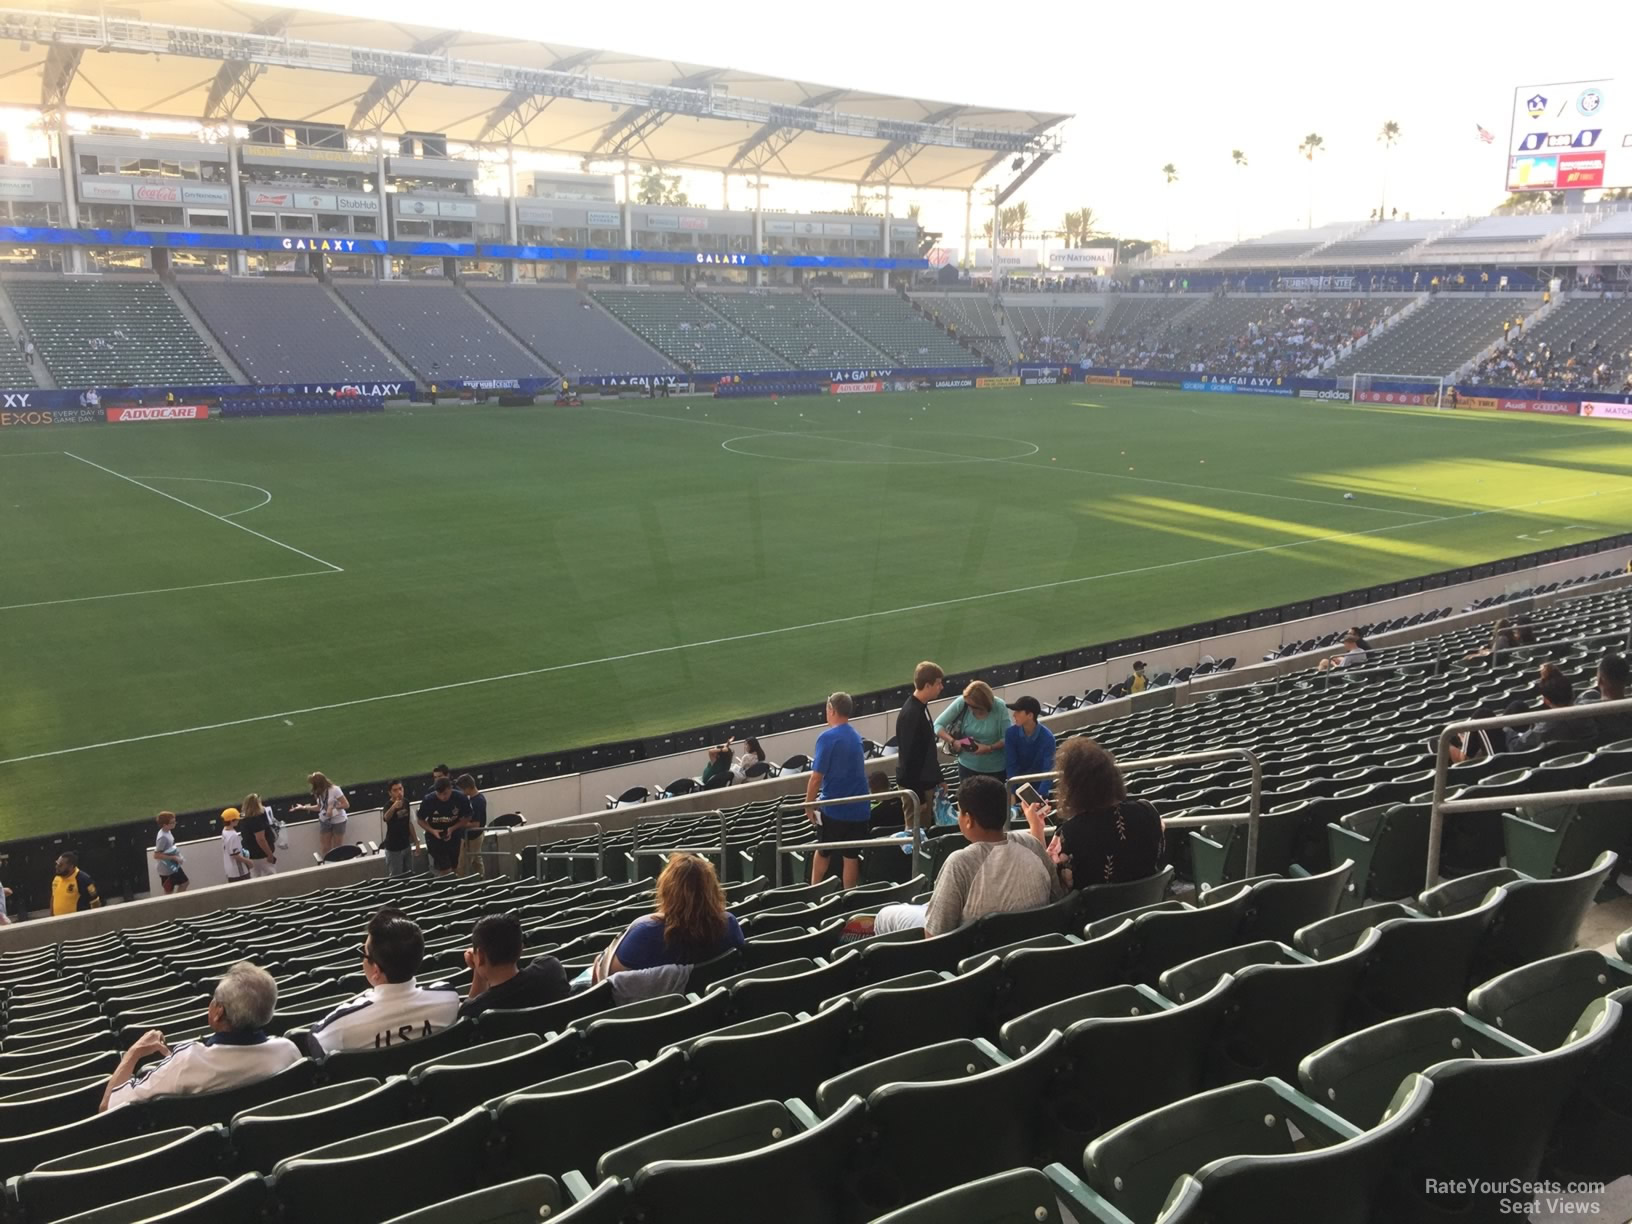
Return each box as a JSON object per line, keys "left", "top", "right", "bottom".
{"left": 238, "top": 793, "right": 278, "bottom": 877}
{"left": 293, "top": 771, "right": 349, "bottom": 858}
{"left": 933, "top": 679, "right": 1010, "bottom": 782}
{"left": 592, "top": 853, "right": 744, "bottom": 986}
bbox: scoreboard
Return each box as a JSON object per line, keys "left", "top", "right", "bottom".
{"left": 1506, "top": 78, "right": 1628, "bottom": 192}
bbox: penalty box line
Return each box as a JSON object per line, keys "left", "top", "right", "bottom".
{"left": 63, "top": 452, "right": 343, "bottom": 573}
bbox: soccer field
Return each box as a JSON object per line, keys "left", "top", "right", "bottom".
{"left": 5, "top": 385, "right": 1632, "bottom": 839}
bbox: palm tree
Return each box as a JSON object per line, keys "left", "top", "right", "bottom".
{"left": 1061, "top": 206, "right": 1104, "bottom": 248}
{"left": 1377, "top": 121, "right": 1401, "bottom": 223}
{"left": 1161, "top": 163, "right": 1178, "bottom": 250}
{"left": 1230, "top": 149, "right": 1248, "bottom": 240}
{"left": 1296, "top": 133, "right": 1325, "bottom": 228}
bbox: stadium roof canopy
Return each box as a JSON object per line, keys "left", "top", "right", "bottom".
{"left": 0, "top": 3, "right": 1068, "bottom": 190}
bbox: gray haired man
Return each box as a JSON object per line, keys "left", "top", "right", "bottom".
{"left": 101, "top": 962, "right": 302, "bottom": 1111}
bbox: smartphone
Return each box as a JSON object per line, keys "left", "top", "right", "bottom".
{"left": 1015, "top": 782, "right": 1045, "bottom": 808}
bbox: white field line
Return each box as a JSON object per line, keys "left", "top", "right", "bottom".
{"left": 64, "top": 453, "right": 341, "bottom": 572}
{"left": 135, "top": 475, "right": 273, "bottom": 518}
{"left": 585, "top": 402, "right": 1431, "bottom": 519}
{"left": 0, "top": 569, "right": 337, "bottom": 613}
{"left": 1, "top": 486, "right": 1620, "bottom": 769}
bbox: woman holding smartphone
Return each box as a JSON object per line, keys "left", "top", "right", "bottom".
{"left": 1019, "top": 738, "right": 1164, "bottom": 890}
{"left": 934, "top": 680, "right": 1009, "bottom": 782}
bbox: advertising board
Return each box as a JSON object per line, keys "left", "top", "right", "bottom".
{"left": 105, "top": 404, "right": 210, "bottom": 422}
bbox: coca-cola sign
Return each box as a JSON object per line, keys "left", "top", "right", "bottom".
{"left": 132, "top": 183, "right": 180, "bottom": 203}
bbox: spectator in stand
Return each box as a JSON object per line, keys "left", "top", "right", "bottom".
{"left": 867, "top": 771, "right": 906, "bottom": 834}
{"left": 380, "top": 780, "right": 418, "bottom": 878}
{"left": 100, "top": 963, "right": 301, "bottom": 1112}
{"left": 310, "top": 908, "right": 460, "bottom": 1053}
{"left": 808, "top": 691, "right": 872, "bottom": 887}
{"left": 239, "top": 794, "right": 277, "bottom": 877}
{"left": 1128, "top": 661, "right": 1150, "bottom": 693}
{"left": 591, "top": 853, "right": 745, "bottom": 986}
{"left": 1004, "top": 696, "right": 1057, "bottom": 800}
{"left": 896, "top": 661, "right": 946, "bottom": 822}
{"left": 294, "top": 771, "right": 349, "bottom": 858}
{"left": 153, "top": 811, "right": 188, "bottom": 894}
{"left": 0, "top": 882, "right": 10, "bottom": 924}
{"left": 734, "top": 736, "right": 768, "bottom": 781}
{"left": 456, "top": 774, "right": 488, "bottom": 877}
{"left": 1505, "top": 666, "right": 1593, "bottom": 751}
{"left": 418, "top": 775, "right": 472, "bottom": 878}
{"left": 935, "top": 680, "right": 1010, "bottom": 782}
{"left": 1582, "top": 652, "right": 1632, "bottom": 743}
{"left": 872, "top": 775, "right": 1061, "bottom": 936}
{"left": 459, "top": 912, "right": 569, "bottom": 1019}
{"left": 1318, "top": 633, "right": 1369, "bottom": 672}
{"left": 701, "top": 744, "right": 736, "bottom": 790}
{"left": 51, "top": 852, "right": 101, "bottom": 916}
{"left": 220, "top": 808, "right": 251, "bottom": 883}
{"left": 1021, "top": 738, "right": 1165, "bottom": 889}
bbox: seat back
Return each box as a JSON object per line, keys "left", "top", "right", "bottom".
{"left": 108, "top": 1173, "right": 269, "bottom": 1224}
{"left": 865, "top": 1167, "right": 1063, "bottom": 1224}
{"left": 726, "top": 955, "right": 860, "bottom": 1020}
{"left": 687, "top": 1002, "right": 853, "bottom": 1114}
{"left": 1124, "top": 1076, "right": 1432, "bottom": 1224}
{"left": 1126, "top": 889, "right": 1250, "bottom": 986}
{"left": 999, "top": 918, "right": 1137, "bottom": 1019}
{"left": 581, "top": 991, "right": 731, "bottom": 1066}
{"left": 473, "top": 980, "right": 616, "bottom": 1040}
{"left": 1481, "top": 852, "right": 1618, "bottom": 976}
{"left": 853, "top": 1035, "right": 1064, "bottom": 1216}
{"left": 1235, "top": 862, "right": 1353, "bottom": 944}
{"left": 1466, "top": 949, "right": 1632, "bottom": 1051}
{"left": 1047, "top": 977, "right": 1234, "bottom": 1160}
{"left": 1077, "top": 867, "right": 1175, "bottom": 921}
{"left": 852, "top": 959, "right": 1003, "bottom": 1062}
{"left": 230, "top": 1078, "right": 409, "bottom": 1172}
{"left": 411, "top": 1033, "right": 585, "bottom": 1118}
{"left": 270, "top": 1109, "right": 491, "bottom": 1224}
{"left": 489, "top": 1048, "right": 686, "bottom": 1182}
{"left": 16, "top": 1126, "right": 229, "bottom": 1224}
{"left": 623, "top": 1097, "right": 868, "bottom": 1224}
{"left": 1347, "top": 895, "right": 1502, "bottom": 1027}
{"left": 374, "top": 1174, "right": 561, "bottom": 1224}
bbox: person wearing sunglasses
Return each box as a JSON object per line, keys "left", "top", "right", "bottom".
{"left": 309, "top": 908, "right": 459, "bottom": 1053}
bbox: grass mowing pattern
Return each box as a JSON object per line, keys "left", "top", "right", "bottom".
{"left": 4, "top": 385, "right": 1632, "bottom": 837}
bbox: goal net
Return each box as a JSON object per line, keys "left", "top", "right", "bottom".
{"left": 1350, "top": 373, "right": 1446, "bottom": 408}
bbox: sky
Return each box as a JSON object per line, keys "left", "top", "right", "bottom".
{"left": 38, "top": 0, "right": 1632, "bottom": 252}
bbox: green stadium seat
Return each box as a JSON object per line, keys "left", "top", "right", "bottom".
{"left": 12, "top": 1125, "right": 230, "bottom": 1224}
{"left": 229, "top": 1078, "right": 411, "bottom": 1173}
{"left": 868, "top": 1167, "right": 1064, "bottom": 1224}
{"left": 378, "top": 1175, "right": 562, "bottom": 1224}
{"left": 683, "top": 1001, "right": 852, "bottom": 1113}
{"left": 268, "top": 1111, "right": 490, "bottom": 1224}
{"left": 50, "top": 1178, "right": 231, "bottom": 1224}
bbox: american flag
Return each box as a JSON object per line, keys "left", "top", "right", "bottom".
{"left": 1477, "top": 124, "right": 1495, "bottom": 144}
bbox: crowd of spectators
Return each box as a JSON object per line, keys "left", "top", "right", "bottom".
{"left": 1471, "top": 339, "right": 1632, "bottom": 394}
{"left": 1082, "top": 296, "right": 1395, "bottom": 376}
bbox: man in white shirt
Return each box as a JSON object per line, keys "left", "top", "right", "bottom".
{"left": 101, "top": 962, "right": 301, "bottom": 1111}
{"left": 309, "top": 909, "right": 460, "bottom": 1054}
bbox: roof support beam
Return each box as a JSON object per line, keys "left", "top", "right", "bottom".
{"left": 475, "top": 50, "right": 597, "bottom": 142}
{"left": 350, "top": 30, "right": 455, "bottom": 130}
{"left": 40, "top": 43, "right": 81, "bottom": 109}
{"left": 728, "top": 88, "right": 844, "bottom": 168}
{"left": 858, "top": 104, "right": 964, "bottom": 183}
{"left": 590, "top": 69, "right": 722, "bottom": 158}
{"left": 203, "top": 9, "right": 293, "bottom": 119}
{"left": 995, "top": 149, "right": 1052, "bottom": 205}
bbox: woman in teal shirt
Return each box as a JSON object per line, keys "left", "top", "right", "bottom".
{"left": 934, "top": 680, "right": 1010, "bottom": 781}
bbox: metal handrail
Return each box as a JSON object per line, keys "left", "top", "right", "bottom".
{"left": 1428, "top": 697, "right": 1632, "bottom": 888}
{"left": 632, "top": 809, "right": 730, "bottom": 874}
{"left": 532, "top": 821, "right": 607, "bottom": 881}
{"left": 768, "top": 788, "right": 923, "bottom": 886}
{"left": 1012, "top": 745, "right": 1265, "bottom": 875}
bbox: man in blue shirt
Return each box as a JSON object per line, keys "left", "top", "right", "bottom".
{"left": 807, "top": 691, "right": 871, "bottom": 887}
{"left": 1004, "top": 696, "right": 1056, "bottom": 800}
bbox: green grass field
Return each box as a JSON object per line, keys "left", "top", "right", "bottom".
{"left": 5, "top": 384, "right": 1632, "bottom": 839}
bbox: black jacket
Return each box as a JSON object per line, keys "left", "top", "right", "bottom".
{"left": 895, "top": 694, "right": 941, "bottom": 794}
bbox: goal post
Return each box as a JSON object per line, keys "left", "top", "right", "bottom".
{"left": 1350, "top": 373, "right": 1446, "bottom": 409}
